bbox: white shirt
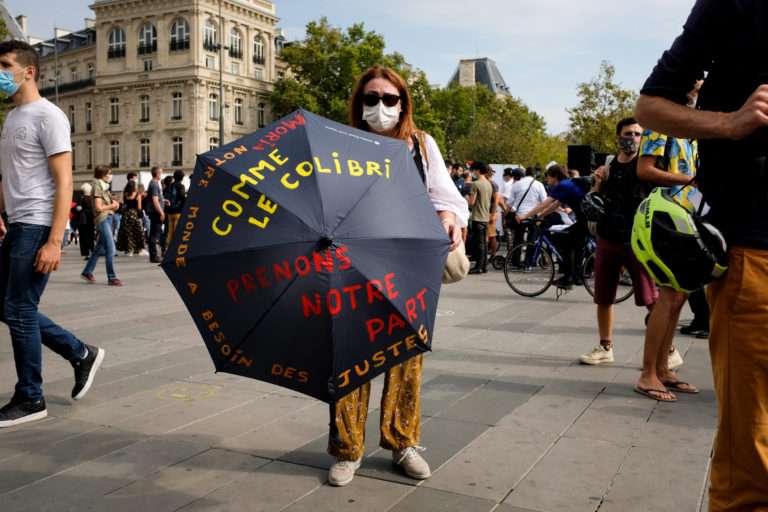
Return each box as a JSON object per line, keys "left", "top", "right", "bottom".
{"left": 501, "top": 179, "right": 514, "bottom": 201}
{"left": 418, "top": 133, "right": 470, "bottom": 227}
{"left": 0, "top": 98, "right": 71, "bottom": 226}
{"left": 509, "top": 176, "right": 547, "bottom": 216}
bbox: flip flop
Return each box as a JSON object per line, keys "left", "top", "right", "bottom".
{"left": 662, "top": 380, "right": 700, "bottom": 394}
{"left": 634, "top": 386, "right": 677, "bottom": 402}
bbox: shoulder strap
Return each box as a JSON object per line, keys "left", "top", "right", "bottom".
{"left": 516, "top": 178, "right": 535, "bottom": 210}
{"left": 411, "top": 135, "right": 427, "bottom": 186}
{"left": 660, "top": 136, "right": 675, "bottom": 171}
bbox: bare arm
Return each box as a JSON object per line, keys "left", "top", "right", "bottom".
{"left": 636, "top": 85, "right": 768, "bottom": 141}
{"left": 93, "top": 196, "right": 119, "bottom": 214}
{"left": 521, "top": 197, "right": 559, "bottom": 221}
{"left": 34, "top": 152, "right": 72, "bottom": 273}
{"left": 636, "top": 155, "right": 693, "bottom": 186}
{"left": 467, "top": 190, "right": 476, "bottom": 207}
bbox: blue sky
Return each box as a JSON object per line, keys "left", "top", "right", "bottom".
{"left": 8, "top": 0, "right": 696, "bottom": 134}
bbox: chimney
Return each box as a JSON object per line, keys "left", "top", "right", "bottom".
{"left": 85, "top": 18, "right": 96, "bottom": 29}
{"left": 15, "top": 15, "right": 27, "bottom": 36}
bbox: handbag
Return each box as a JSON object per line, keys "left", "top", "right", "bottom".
{"left": 412, "top": 134, "right": 470, "bottom": 284}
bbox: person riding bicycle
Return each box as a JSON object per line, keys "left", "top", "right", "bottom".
{"left": 518, "top": 164, "right": 590, "bottom": 289}
{"left": 578, "top": 117, "right": 663, "bottom": 366}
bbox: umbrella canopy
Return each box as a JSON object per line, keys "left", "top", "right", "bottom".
{"left": 162, "top": 110, "right": 450, "bottom": 403}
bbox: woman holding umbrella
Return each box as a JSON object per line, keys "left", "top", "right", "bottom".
{"left": 327, "top": 66, "right": 468, "bottom": 487}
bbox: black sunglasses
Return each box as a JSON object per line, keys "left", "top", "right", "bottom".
{"left": 363, "top": 92, "right": 401, "bottom": 108}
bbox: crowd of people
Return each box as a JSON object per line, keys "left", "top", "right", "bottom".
{"left": 1, "top": 0, "right": 767, "bottom": 505}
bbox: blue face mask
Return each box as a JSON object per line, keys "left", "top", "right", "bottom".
{"left": 0, "top": 70, "right": 22, "bottom": 97}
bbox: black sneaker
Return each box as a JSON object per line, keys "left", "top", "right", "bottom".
{"left": 680, "top": 323, "right": 707, "bottom": 336}
{"left": 0, "top": 397, "right": 47, "bottom": 428}
{"left": 71, "top": 344, "right": 106, "bottom": 400}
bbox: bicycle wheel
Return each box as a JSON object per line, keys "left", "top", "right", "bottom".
{"left": 504, "top": 242, "right": 555, "bottom": 297}
{"left": 491, "top": 255, "right": 505, "bottom": 270}
{"left": 581, "top": 253, "right": 634, "bottom": 304}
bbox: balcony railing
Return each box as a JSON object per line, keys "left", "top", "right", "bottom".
{"left": 170, "top": 39, "right": 190, "bottom": 52}
{"left": 86, "top": 122, "right": 92, "bottom": 132}
{"left": 203, "top": 40, "right": 218, "bottom": 52}
{"left": 253, "top": 55, "right": 265, "bottom": 65}
{"left": 171, "top": 159, "right": 182, "bottom": 167}
{"left": 107, "top": 47, "right": 126, "bottom": 59}
{"left": 39, "top": 78, "right": 95, "bottom": 97}
{"left": 229, "top": 48, "right": 242, "bottom": 59}
{"left": 170, "top": 114, "right": 183, "bottom": 121}
{"left": 140, "top": 160, "right": 150, "bottom": 168}
{"left": 110, "top": 160, "right": 120, "bottom": 168}
{"left": 137, "top": 41, "right": 157, "bottom": 55}
{"left": 139, "top": 117, "right": 150, "bottom": 123}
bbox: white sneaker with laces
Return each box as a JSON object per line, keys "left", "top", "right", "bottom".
{"left": 328, "top": 457, "right": 361, "bottom": 487}
{"left": 579, "top": 344, "right": 615, "bottom": 365}
{"left": 668, "top": 347, "right": 684, "bottom": 370}
{"left": 392, "top": 446, "right": 431, "bottom": 480}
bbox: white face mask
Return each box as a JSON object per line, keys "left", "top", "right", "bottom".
{"left": 362, "top": 102, "right": 400, "bottom": 132}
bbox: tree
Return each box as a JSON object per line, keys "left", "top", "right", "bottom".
{"left": 0, "top": 19, "right": 11, "bottom": 126}
{"left": 567, "top": 61, "right": 638, "bottom": 154}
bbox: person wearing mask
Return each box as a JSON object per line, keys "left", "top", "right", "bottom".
{"left": 326, "top": 65, "right": 467, "bottom": 487}
{"left": 579, "top": 118, "right": 663, "bottom": 366}
{"left": 81, "top": 166, "right": 123, "bottom": 286}
{"left": 467, "top": 162, "right": 493, "bottom": 274}
{"left": 635, "top": 3, "right": 768, "bottom": 504}
{"left": 146, "top": 167, "right": 165, "bottom": 263}
{"left": 0, "top": 40, "right": 105, "bottom": 427}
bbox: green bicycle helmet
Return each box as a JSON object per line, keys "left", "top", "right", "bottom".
{"left": 631, "top": 187, "right": 728, "bottom": 293}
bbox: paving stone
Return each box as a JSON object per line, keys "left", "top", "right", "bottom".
{"left": 105, "top": 448, "right": 270, "bottom": 511}
{"left": 389, "top": 487, "right": 496, "bottom": 512}
{"left": 425, "top": 425, "right": 557, "bottom": 501}
{"left": 435, "top": 380, "right": 541, "bottom": 426}
{"left": 281, "top": 474, "right": 412, "bottom": 512}
{"left": 503, "top": 436, "right": 629, "bottom": 512}
{"left": 176, "top": 461, "right": 326, "bottom": 512}
{"left": 419, "top": 374, "right": 487, "bottom": 417}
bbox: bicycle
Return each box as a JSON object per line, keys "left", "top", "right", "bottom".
{"left": 503, "top": 220, "right": 634, "bottom": 303}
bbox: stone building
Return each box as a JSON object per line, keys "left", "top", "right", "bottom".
{"left": 32, "top": 0, "right": 286, "bottom": 184}
{"left": 448, "top": 57, "right": 511, "bottom": 97}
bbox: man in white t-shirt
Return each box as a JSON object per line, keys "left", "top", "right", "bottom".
{"left": 0, "top": 41, "right": 105, "bottom": 428}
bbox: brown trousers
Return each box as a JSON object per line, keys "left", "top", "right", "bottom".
{"left": 708, "top": 247, "right": 768, "bottom": 511}
{"left": 328, "top": 355, "right": 422, "bottom": 461}
{"left": 166, "top": 213, "right": 182, "bottom": 249}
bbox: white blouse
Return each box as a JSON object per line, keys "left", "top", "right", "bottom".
{"left": 418, "top": 133, "right": 470, "bottom": 228}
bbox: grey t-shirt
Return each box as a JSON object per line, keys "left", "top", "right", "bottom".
{"left": 0, "top": 98, "right": 71, "bottom": 227}
{"left": 146, "top": 180, "right": 164, "bottom": 217}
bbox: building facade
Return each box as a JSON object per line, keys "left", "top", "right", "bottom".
{"left": 33, "top": 0, "right": 286, "bottom": 184}
{"left": 448, "top": 58, "right": 511, "bottom": 97}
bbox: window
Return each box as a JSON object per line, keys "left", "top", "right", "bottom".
{"left": 209, "top": 137, "right": 219, "bottom": 150}
{"left": 70, "top": 66, "right": 78, "bottom": 83}
{"left": 88, "top": 63, "right": 95, "bottom": 79}
{"left": 143, "top": 60, "right": 153, "bottom": 72}
{"left": 254, "top": 68, "right": 264, "bottom": 81}
{"left": 172, "top": 137, "right": 183, "bottom": 166}
{"left": 138, "top": 22, "right": 157, "bottom": 54}
{"left": 85, "top": 102, "right": 92, "bottom": 131}
{"left": 140, "top": 139, "right": 151, "bottom": 167}
{"left": 253, "top": 36, "right": 265, "bottom": 64}
{"left": 230, "top": 61, "right": 240, "bottom": 75}
{"left": 108, "top": 27, "right": 126, "bottom": 58}
{"left": 139, "top": 95, "right": 150, "bottom": 122}
{"left": 69, "top": 105, "right": 75, "bottom": 133}
{"left": 87, "top": 140, "right": 93, "bottom": 169}
{"left": 234, "top": 98, "right": 243, "bottom": 125}
{"left": 209, "top": 94, "right": 219, "bottom": 120}
{"left": 205, "top": 56, "right": 216, "bottom": 70}
{"left": 110, "top": 141, "right": 120, "bottom": 168}
{"left": 257, "top": 103, "right": 265, "bottom": 128}
{"left": 170, "top": 18, "right": 190, "bottom": 51}
{"left": 229, "top": 29, "right": 242, "bottom": 59}
{"left": 109, "top": 97, "right": 119, "bottom": 124}
{"left": 171, "top": 92, "right": 183, "bottom": 120}
{"left": 203, "top": 20, "right": 218, "bottom": 51}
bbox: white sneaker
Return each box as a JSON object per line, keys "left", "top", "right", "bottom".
{"left": 393, "top": 446, "right": 431, "bottom": 480}
{"left": 139, "top": 250, "right": 149, "bottom": 256}
{"left": 328, "top": 458, "right": 361, "bottom": 487}
{"left": 579, "top": 344, "right": 615, "bottom": 365}
{"left": 668, "top": 347, "right": 684, "bottom": 370}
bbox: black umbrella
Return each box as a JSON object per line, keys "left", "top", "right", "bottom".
{"left": 162, "top": 110, "right": 450, "bottom": 403}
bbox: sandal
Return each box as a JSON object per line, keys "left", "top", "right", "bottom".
{"left": 662, "top": 380, "right": 700, "bottom": 394}
{"left": 634, "top": 385, "right": 677, "bottom": 402}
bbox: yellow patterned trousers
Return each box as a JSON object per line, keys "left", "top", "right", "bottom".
{"left": 328, "top": 355, "right": 422, "bottom": 461}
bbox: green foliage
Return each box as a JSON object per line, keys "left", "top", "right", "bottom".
{"left": 0, "top": 18, "right": 10, "bottom": 126}
{"left": 567, "top": 61, "right": 638, "bottom": 154}
{"left": 271, "top": 17, "right": 565, "bottom": 168}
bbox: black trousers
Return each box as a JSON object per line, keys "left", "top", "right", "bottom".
{"left": 148, "top": 215, "right": 164, "bottom": 261}
{"left": 549, "top": 223, "right": 588, "bottom": 281}
{"left": 470, "top": 222, "right": 488, "bottom": 271}
{"left": 688, "top": 288, "right": 710, "bottom": 328}
{"left": 78, "top": 223, "right": 94, "bottom": 257}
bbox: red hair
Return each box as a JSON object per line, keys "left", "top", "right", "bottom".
{"left": 349, "top": 66, "right": 418, "bottom": 141}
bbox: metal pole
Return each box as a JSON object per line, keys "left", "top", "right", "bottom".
{"left": 53, "top": 27, "right": 59, "bottom": 105}
{"left": 218, "top": 0, "right": 224, "bottom": 146}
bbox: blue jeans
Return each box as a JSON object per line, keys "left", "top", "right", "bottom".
{"left": 83, "top": 218, "right": 117, "bottom": 280}
{"left": 0, "top": 223, "right": 87, "bottom": 401}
